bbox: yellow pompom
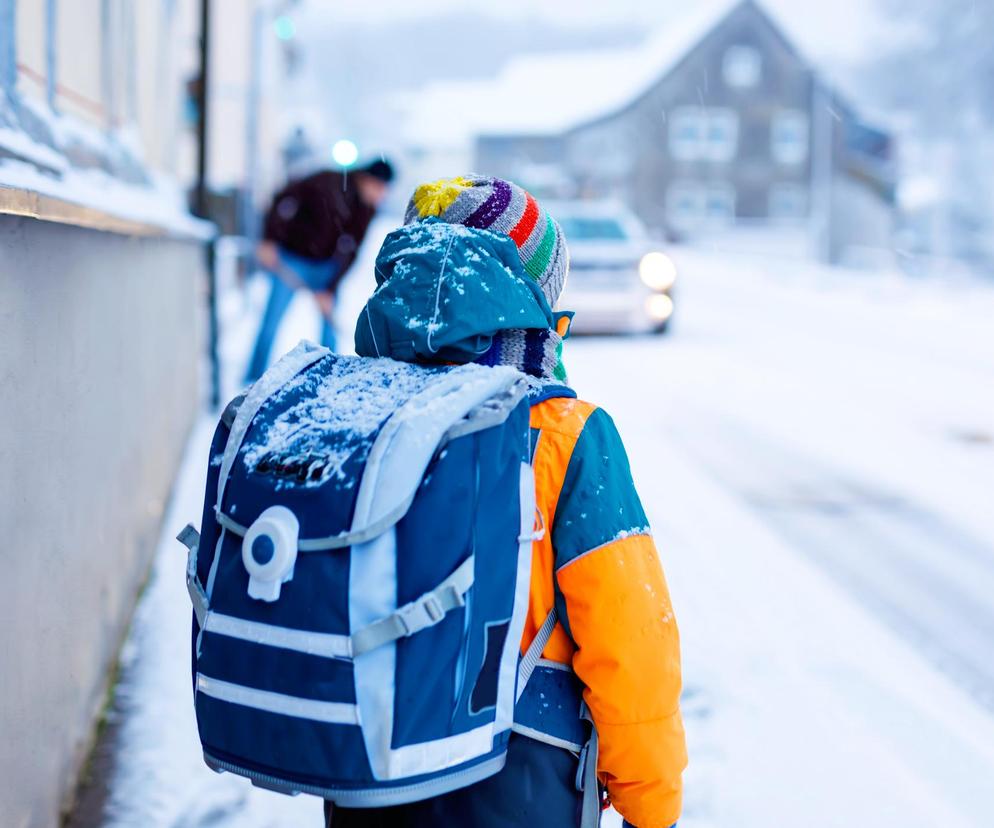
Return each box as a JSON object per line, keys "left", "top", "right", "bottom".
{"left": 413, "top": 176, "right": 472, "bottom": 218}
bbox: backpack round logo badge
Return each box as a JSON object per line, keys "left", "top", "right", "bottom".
{"left": 241, "top": 506, "right": 300, "bottom": 601}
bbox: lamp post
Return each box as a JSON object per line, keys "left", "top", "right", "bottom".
{"left": 196, "top": 0, "right": 220, "bottom": 407}
{"left": 809, "top": 72, "right": 834, "bottom": 265}
{"left": 241, "top": 0, "right": 300, "bottom": 242}
{"left": 192, "top": 0, "right": 211, "bottom": 222}
{"left": 190, "top": 0, "right": 220, "bottom": 407}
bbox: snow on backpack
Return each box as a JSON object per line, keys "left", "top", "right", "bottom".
{"left": 176, "top": 340, "right": 589, "bottom": 808}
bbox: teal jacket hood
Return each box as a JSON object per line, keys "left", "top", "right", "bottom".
{"left": 354, "top": 218, "right": 555, "bottom": 364}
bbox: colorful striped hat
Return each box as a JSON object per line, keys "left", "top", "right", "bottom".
{"left": 404, "top": 175, "right": 569, "bottom": 308}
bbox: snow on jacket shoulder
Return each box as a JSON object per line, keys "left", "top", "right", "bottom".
{"left": 528, "top": 395, "right": 687, "bottom": 828}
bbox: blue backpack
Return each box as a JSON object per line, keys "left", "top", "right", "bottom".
{"left": 177, "top": 341, "right": 585, "bottom": 808}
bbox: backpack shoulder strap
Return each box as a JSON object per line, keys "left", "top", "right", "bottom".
{"left": 516, "top": 608, "right": 558, "bottom": 701}
{"left": 517, "top": 608, "right": 601, "bottom": 828}
{"left": 220, "top": 392, "right": 247, "bottom": 429}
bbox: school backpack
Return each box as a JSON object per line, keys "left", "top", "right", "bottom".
{"left": 176, "top": 340, "right": 598, "bottom": 810}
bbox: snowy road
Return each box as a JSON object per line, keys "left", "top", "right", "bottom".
{"left": 75, "top": 237, "right": 994, "bottom": 827}
{"left": 652, "top": 251, "right": 994, "bottom": 715}
{"left": 566, "top": 250, "right": 994, "bottom": 826}
{"left": 628, "top": 251, "right": 994, "bottom": 715}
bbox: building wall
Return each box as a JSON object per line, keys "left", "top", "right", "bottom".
{"left": 0, "top": 3, "right": 294, "bottom": 825}
{"left": 473, "top": 5, "right": 818, "bottom": 235}
{"left": 16, "top": 0, "right": 145, "bottom": 133}
{"left": 0, "top": 214, "right": 203, "bottom": 828}
{"left": 8, "top": 0, "right": 284, "bottom": 197}
{"left": 565, "top": 2, "right": 814, "bottom": 235}
{"left": 476, "top": 134, "right": 569, "bottom": 186}
{"left": 473, "top": 3, "right": 894, "bottom": 260}
{"left": 829, "top": 174, "right": 895, "bottom": 266}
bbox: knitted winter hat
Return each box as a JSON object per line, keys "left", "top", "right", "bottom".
{"left": 401, "top": 175, "right": 572, "bottom": 383}
{"left": 404, "top": 175, "right": 568, "bottom": 308}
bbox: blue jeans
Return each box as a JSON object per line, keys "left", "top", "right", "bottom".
{"left": 245, "top": 250, "right": 339, "bottom": 382}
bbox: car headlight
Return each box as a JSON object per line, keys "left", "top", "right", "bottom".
{"left": 639, "top": 251, "right": 677, "bottom": 291}
{"left": 646, "top": 293, "right": 674, "bottom": 321}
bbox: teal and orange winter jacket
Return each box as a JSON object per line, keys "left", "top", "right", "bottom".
{"left": 525, "top": 394, "right": 686, "bottom": 827}
{"left": 355, "top": 221, "right": 687, "bottom": 828}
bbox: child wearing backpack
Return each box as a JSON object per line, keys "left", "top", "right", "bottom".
{"left": 334, "top": 176, "right": 687, "bottom": 827}
{"left": 180, "top": 175, "right": 685, "bottom": 828}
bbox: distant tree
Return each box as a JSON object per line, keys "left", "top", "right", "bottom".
{"left": 874, "top": 0, "right": 994, "bottom": 131}
{"left": 871, "top": 0, "right": 994, "bottom": 268}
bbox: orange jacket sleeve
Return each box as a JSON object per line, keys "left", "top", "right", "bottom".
{"left": 551, "top": 408, "right": 687, "bottom": 827}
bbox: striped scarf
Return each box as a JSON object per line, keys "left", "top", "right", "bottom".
{"left": 475, "top": 328, "right": 567, "bottom": 383}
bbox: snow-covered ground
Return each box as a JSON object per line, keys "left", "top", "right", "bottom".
{"left": 83, "top": 223, "right": 994, "bottom": 827}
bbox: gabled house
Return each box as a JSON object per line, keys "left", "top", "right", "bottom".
{"left": 471, "top": 0, "right": 895, "bottom": 264}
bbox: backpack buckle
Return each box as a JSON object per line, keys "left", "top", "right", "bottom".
{"left": 423, "top": 593, "right": 445, "bottom": 623}
{"left": 397, "top": 593, "right": 445, "bottom": 637}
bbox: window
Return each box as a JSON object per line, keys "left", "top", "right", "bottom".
{"left": 768, "top": 183, "right": 808, "bottom": 219}
{"left": 668, "top": 107, "right": 705, "bottom": 161}
{"left": 666, "top": 181, "right": 737, "bottom": 229}
{"left": 705, "top": 184, "right": 736, "bottom": 221}
{"left": 666, "top": 181, "right": 703, "bottom": 229}
{"left": 55, "top": 0, "right": 106, "bottom": 126}
{"left": 705, "top": 109, "right": 738, "bottom": 162}
{"left": 771, "top": 110, "right": 809, "bottom": 165}
{"left": 668, "top": 107, "right": 739, "bottom": 162}
{"left": 723, "top": 45, "right": 761, "bottom": 88}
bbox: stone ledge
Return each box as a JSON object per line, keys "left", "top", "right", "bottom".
{"left": 0, "top": 183, "right": 215, "bottom": 241}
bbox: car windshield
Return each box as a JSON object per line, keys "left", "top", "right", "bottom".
{"left": 556, "top": 215, "right": 629, "bottom": 241}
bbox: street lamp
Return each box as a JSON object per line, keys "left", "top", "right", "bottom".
{"left": 273, "top": 15, "right": 296, "bottom": 41}
{"left": 332, "top": 139, "right": 358, "bottom": 168}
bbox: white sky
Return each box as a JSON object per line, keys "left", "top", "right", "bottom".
{"left": 312, "top": 0, "right": 886, "bottom": 63}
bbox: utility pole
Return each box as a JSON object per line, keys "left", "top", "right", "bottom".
{"left": 192, "top": 0, "right": 210, "bottom": 218}
{"left": 241, "top": 3, "right": 265, "bottom": 242}
{"left": 243, "top": 0, "right": 301, "bottom": 240}
{"left": 192, "top": 0, "right": 221, "bottom": 408}
{"left": 810, "top": 73, "right": 834, "bottom": 264}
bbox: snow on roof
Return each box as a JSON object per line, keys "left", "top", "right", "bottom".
{"left": 398, "top": 0, "right": 741, "bottom": 149}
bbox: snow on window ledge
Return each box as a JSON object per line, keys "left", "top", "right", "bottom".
{"left": 0, "top": 94, "right": 211, "bottom": 240}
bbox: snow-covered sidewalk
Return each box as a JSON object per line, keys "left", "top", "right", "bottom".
{"left": 90, "top": 415, "right": 324, "bottom": 827}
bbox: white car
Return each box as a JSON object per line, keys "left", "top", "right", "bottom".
{"left": 551, "top": 201, "right": 676, "bottom": 335}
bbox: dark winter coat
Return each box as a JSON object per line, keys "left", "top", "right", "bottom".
{"left": 262, "top": 170, "right": 375, "bottom": 291}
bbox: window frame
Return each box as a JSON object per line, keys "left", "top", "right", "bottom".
{"left": 668, "top": 106, "right": 739, "bottom": 162}
{"left": 768, "top": 182, "right": 809, "bottom": 220}
{"left": 704, "top": 108, "right": 739, "bottom": 163}
{"left": 771, "top": 109, "right": 810, "bottom": 166}
{"left": 666, "top": 180, "right": 705, "bottom": 229}
{"left": 668, "top": 106, "right": 706, "bottom": 161}
{"left": 703, "top": 183, "right": 737, "bottom": 223}
{"left": 666, "top": 180, "right": 738, "bottom": 230}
